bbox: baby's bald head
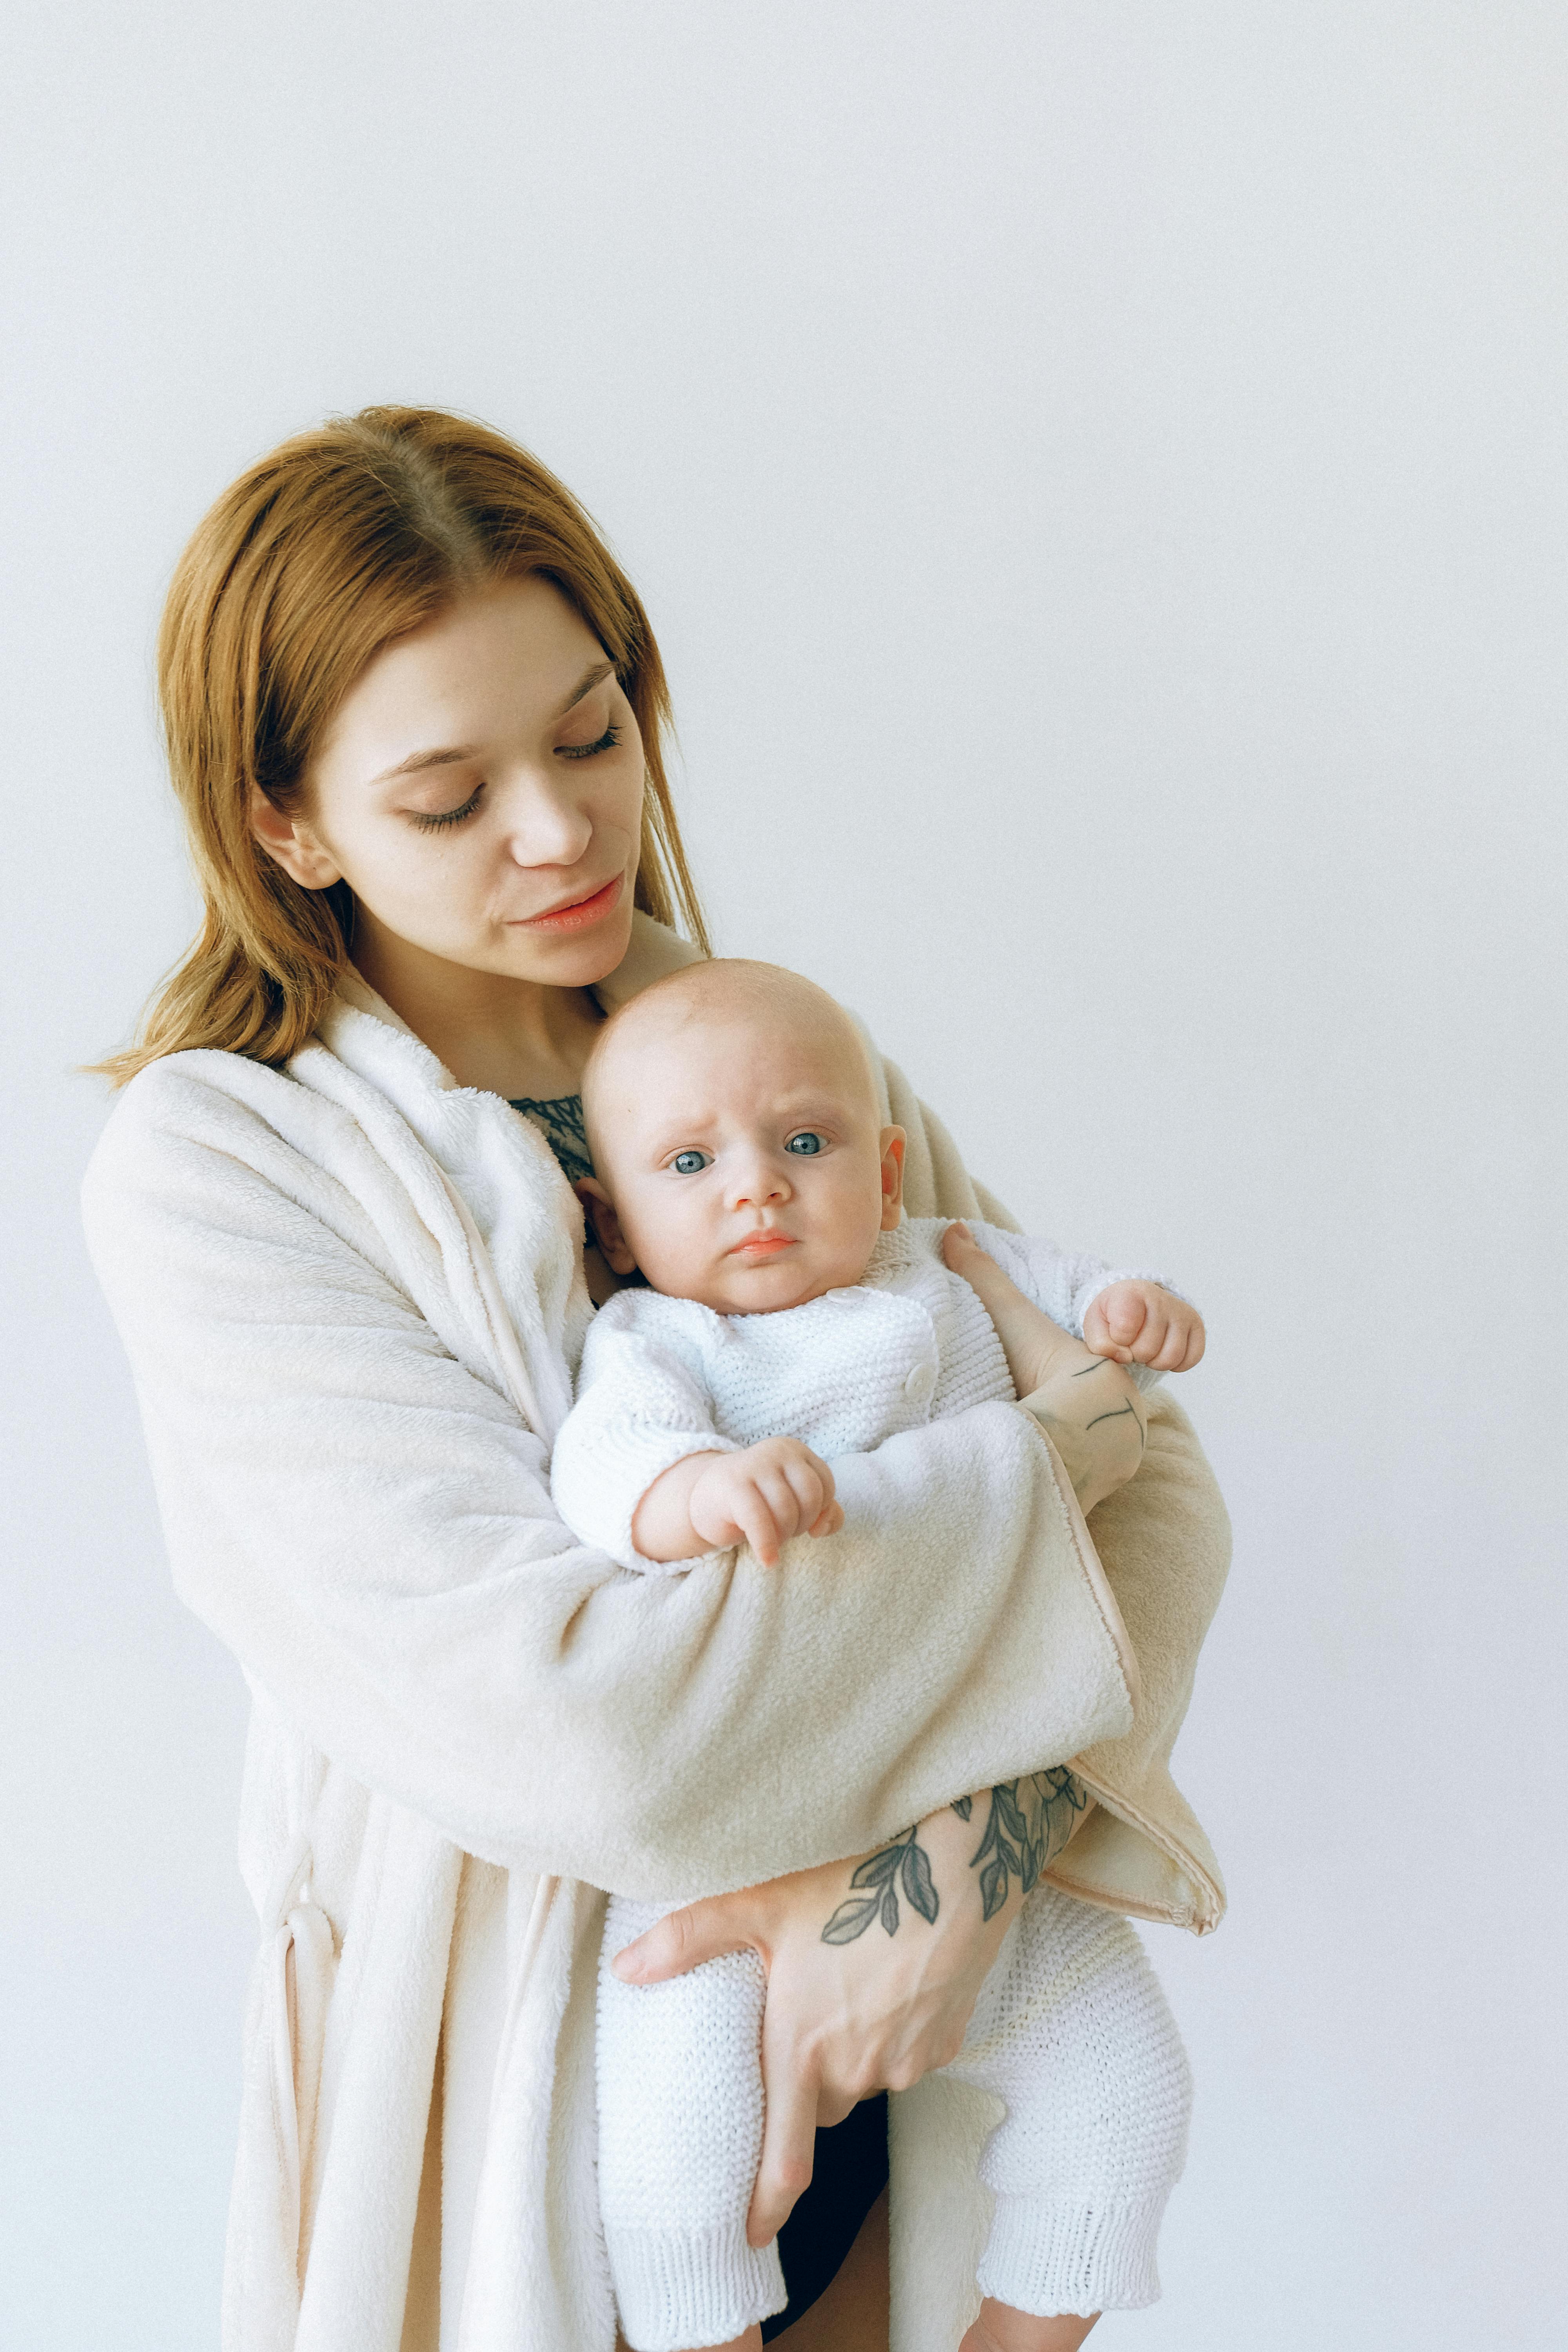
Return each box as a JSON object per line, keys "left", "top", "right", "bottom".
{"left": 583, "top": 960, "right": 880, "bottom": 1158}
{"left": 579, "top": 960, "right": 903, "bottom": 1314}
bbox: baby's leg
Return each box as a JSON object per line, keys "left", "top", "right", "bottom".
{"left": 597, "top": 1895, "right": 787, "bottom": 2352}
{"left": 943, "top": 1886, "right": 1192, "bottom": 2344}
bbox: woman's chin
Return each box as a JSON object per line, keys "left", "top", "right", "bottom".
{"left": 502, "top": 900, "right": 637, "bottom": 989}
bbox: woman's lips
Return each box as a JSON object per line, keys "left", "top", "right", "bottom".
{"left": 512, "top": 874, "right": 622, "bottom": 933}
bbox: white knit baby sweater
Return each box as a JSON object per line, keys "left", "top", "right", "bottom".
{"left": 551, "top": 1218, "right": 1174, "bottom": 1573}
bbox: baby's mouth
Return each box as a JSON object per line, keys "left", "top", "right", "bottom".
{"left": 728, "top": 1232, "right": 797, "bottom": 1259}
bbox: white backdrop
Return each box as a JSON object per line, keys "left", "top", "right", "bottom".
{"left": 2, "top": 5, "right": 1564, "bottom": 2347}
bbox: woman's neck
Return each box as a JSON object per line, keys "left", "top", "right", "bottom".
{"left": 350, "top": 926, "right": 603, "bottom": 1101}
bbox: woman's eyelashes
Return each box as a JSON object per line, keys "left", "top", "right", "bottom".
{"left": 405, "top": 724, "right": 622, "bottom": 829}
{"left": 557, "top": 720, "right": 621, "bottom": 762}
{"left": 409, "top": 785, "right": 484, "bottom": 833}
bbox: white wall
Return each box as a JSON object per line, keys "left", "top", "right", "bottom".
{"left": 3, "top": 5, "right": 1563, "bottom": 2345}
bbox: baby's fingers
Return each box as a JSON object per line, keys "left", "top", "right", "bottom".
{"left": 1157, "top": 1310, "right": 1205, "bottom": 1371}
{"left": 808, "top": 1499, "right": 845, "bottom": 1538}
{"left": 1082, "top": 1295, "right": 1134, "bottom": 1363}
{"left": 732, "top": 1484, "right": 786, "bottom": 1567}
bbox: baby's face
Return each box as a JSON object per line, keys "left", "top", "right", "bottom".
{"left": 585, "top": 1009, "right": 904, "bottom": 1314}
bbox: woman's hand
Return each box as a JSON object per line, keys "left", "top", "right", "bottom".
{"left": 610, "top": 1800, "right": 1025, "bottom": 2244}
{"left": 942, "top": 1223, "right": 1146, "bottom": 1512}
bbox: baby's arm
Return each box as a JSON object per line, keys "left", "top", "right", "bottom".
{"left": 967, "top": 1223, "right": 1205, "bottom": 1387}
{"left": 633, "top": 1440, "right": 843, "bottom": 1568}
{"left": 551, "top": 1301, "right": 843, "bottom": 1572}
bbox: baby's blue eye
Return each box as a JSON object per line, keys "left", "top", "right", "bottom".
{"left": 671, "top": 1149, "right": 710, "bottom": 1175}
{"left": 786, "top": 1132, "right": 824, "bottom": 1156}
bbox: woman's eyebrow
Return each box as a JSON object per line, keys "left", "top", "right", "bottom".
{"left": 367, "top": 663, "right": 613, "bottom": 783}
{"left": 555, "top": 659, "right": 615, "bottom": 718}
{"left": 370, "top": 745, "right": 477, "bottom": 786}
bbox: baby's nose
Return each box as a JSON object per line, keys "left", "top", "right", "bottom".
{"left": 730, "top": 1156, "right": 791, "bottom": 1209}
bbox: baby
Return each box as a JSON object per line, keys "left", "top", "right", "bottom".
{"left": 551, "top": 960, "right": 1205, "bottom": 2352}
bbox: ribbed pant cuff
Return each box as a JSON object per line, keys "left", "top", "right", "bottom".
{"left": 604, "top": 2220, "right": 788, "bottom": 2350}
{"left": 977, "top": 2193, "right": 1165, "bottom": 2316}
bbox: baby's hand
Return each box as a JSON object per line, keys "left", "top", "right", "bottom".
{"left": 1082, "top": 1282, "right": 1205, "bottom": 1373}
{"left": 688, "top": 1439, "right": 844, "bottom": 1568}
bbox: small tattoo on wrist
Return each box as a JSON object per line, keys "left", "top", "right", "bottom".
{"left": 821, "top": 1825, "right": 940, "bottom": 1942}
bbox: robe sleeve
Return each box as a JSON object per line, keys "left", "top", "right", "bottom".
{"left": 82, "top": 1061, "right": 1138, "bottom": 1902}
{"left": 879, "top": 1056, "right": 1231, "bottom": 1933}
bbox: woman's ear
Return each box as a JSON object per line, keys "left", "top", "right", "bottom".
{"left": 575, "top": 1178, "right": 639, "bottom": 1274}
{"left": 878, "top": 1127, "right": 907, "bottom": 1229}
{"left": 250, "top": 782, "right": 343, "bottom": 891}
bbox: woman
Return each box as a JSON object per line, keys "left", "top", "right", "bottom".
{"left": 83, "top": 407, "right": 1228, "bottom": 2352}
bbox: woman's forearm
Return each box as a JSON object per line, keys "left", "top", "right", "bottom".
{"left": 614, "top": 1772, "right": 1096, "bottom": 2242}
{"left": 816, "top": 1770, "right": 1093, "bottom": 1951}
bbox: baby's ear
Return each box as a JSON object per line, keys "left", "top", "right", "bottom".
{"left": 878, "top": 1127, "right": 907, "bottom": 1229}
{"left": 574, "top": 1178, "right": 640, "bottom": 1275}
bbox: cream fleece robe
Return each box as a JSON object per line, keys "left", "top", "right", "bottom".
{"left": 551, "top": 1216, "right": 1177, "bottom": 1573}
{"left": 81, "top": 913, "right": 1230, "bottom": 2352}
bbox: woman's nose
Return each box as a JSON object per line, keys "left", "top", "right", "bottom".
{"left": 499, "top": 772, "right": 595, "bottom": 869}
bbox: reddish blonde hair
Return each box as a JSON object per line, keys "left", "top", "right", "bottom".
{"left": 100, "top": 405, "right": 708, "bottom": 1082}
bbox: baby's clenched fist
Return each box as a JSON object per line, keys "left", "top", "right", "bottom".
{"left": 688, "top": 1439, "right": 843, "bottom": 1567}
{"left": 1082, "top": 1281, "right": 1205, "bottom": 1373}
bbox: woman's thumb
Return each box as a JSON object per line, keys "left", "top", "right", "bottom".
{"left": 611, "top": 1896, "right": 753, "bottom": 1984}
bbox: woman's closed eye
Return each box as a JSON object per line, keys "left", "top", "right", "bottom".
{"left": 409, "top": 785, "right": 484, "bottom": 832}
{"left": 557, "top": 720, "right": 621, "bottom": 762}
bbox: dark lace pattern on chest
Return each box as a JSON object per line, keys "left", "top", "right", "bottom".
{"left": 509, "top": 1094, "right": 593, "bottom": 1186}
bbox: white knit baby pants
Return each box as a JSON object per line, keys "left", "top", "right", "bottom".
{"left": 596, "top": 1886, "right": 1191, "bottom": 2350}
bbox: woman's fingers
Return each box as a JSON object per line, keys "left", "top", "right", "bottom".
{"left": 748, "top": 2034, "right": 821, "bottom": 2246}
{"left": 942, "top": 1221, "right": 1080, "bottom": 1395}
{"left": 612, "top": 1895, "right": 756, "bottom": 1984}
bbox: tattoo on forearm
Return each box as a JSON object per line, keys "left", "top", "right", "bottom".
{"left": 967, "top": 1769, "right": 1090, "bottom": 1920}
{"left": 820, "top": 1824, "right": 940, "bottom": 1943}
{"left": 1086, "top": 1396, "right": 1146, "bottom": 1451}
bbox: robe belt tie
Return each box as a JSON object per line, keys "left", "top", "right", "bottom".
{"left": 260, "top": 1830, "right": 338, "bottom": 2274}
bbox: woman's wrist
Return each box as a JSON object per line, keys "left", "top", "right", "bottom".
{"left": 816, "top": 1772, "right": 1094, "bottom": 1951}
{"left": 1020, "top": 1354, "right": 1147, "bottom": 1513}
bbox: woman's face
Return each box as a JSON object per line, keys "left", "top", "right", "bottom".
{"left": 264, "top": 576, "right": 646, "bottom": 992}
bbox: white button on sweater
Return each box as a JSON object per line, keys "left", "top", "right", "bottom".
{"left": 550, "top": 1217, "right": 1176, "bottom": 1575}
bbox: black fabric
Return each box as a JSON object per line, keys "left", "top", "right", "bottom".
{"left": 760, "top": 2094, "right": 890, "bottom": 2341}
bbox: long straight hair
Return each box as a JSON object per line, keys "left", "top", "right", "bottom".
{"left": 99, "top": 406, "right": 708, "bottom": 1082}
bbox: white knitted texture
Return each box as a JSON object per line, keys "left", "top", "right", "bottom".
{"left": 597, "top": 1896, "right": 787, "bottom": 2350}
{"left": 596, "top": 1888, "right": 1189, "bottom": 2346}
{"left": 577, "top": 1218, "right": 1192, "bottom": 2344}
{"left": 947, "top": 1888, "right": 1192, "bottom": 2316}
{"left": 551, "top": 1218, "right": 1178, "bottom": 1573}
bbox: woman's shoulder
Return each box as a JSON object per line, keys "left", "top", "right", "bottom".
{"left": 85, "top": 1048, "right": 312, "bottom": 1194}
{"left": 80, "top": 1043, "right": 380, "bottom": 1278}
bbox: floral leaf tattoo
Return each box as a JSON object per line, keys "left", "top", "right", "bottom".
{"left": 967, "top": 1769, "right": 1089, "bottom": 1921}
{"left": 821, "top": 1824, "right": 941, "bottom": 1943}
